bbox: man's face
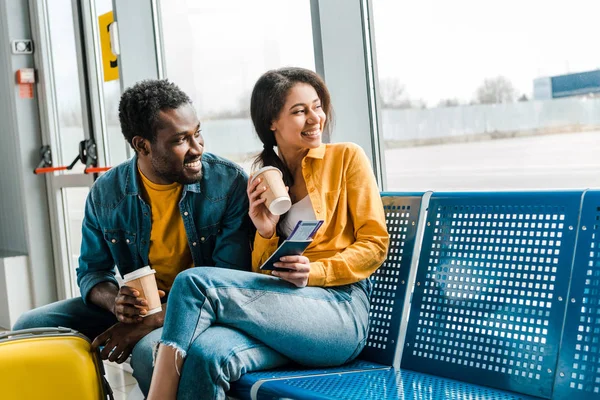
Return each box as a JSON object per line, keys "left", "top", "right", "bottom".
{"left": 147, "top": 104, "right": 204, "bottom": 185}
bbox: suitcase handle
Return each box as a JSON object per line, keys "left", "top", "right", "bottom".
{"left": 0, "top": 326, "right": 75, "bottom": 340}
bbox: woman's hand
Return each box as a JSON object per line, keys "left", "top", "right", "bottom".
{"left": 247, "top": 176, "right": 280, "bottom": 238}
{"left": 272, "top": 255, "right": 310, "bottom": 287}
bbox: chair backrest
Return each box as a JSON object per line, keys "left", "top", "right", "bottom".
{"left": 400, "top": 191, "right": 583, "bottom": 399}
{"left": 359, "top": 192, "right": 426, "bottom": 368}
{"left": 553, "top": 189, "right": 600, "bottom": 400}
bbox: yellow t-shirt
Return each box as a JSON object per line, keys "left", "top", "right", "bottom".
{"left": 138, "top": 168, "right": 193, "bottom": 291}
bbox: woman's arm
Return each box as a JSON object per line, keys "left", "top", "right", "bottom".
{"left": 248, "top": 174, "right": 282, "bottom": 276}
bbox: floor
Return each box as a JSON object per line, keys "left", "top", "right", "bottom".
{"left": 104, "top": 360, "right": 143, "bottom": 399}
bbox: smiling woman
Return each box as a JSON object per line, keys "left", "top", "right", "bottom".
{"left": 146, "top": 68, "right": 389, "bottom": 400}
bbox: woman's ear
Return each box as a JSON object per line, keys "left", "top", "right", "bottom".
{"left": 132, "top": 136, "right": 150, "bottom": 156}
{"left": 270, "top": 120, "right": 277, "bottom": 132}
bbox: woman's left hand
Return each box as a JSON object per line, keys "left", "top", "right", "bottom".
{"left": 272, "top": 255, "right": 310, "bottom": 287}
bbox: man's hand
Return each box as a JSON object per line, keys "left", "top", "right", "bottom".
{"left": 113, "top": 286, "right": 166, "bottom": 323}
{"left": 91, "top": 308, "right": 165, "bottom": 363}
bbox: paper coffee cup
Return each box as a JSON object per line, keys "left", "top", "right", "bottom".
{"left": 122, "top": 266, "right": 162, "bottom": 317}
{"left": 252, "top": 166, "right": 292, "bottom": 216}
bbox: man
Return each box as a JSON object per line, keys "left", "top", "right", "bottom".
{"left": 13, "top": 79, "right": 252, "bottom": 394}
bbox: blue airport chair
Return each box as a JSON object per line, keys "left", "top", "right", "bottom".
{"left": 400, "top": 191, "right": 583, "bottom": 399}
{"left": 246, "top": 191, "right": 585, "bottom": 400}
{"left": 229, "top": 192, "right": 426, "bottom": 399}
{"left": 552, "top": 189, "right": 600, "bottom": 399}
{"left": 254, "top": 368, "right": 540, "bottom": 400}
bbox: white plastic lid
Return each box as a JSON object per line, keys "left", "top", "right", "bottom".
{"left": 123, "top": 266, "right": 156, "bottom": 282}
{"left": 269, "top": 196, "right": 292, "bottom": 215}
{"left": 251, "top": 166, "right": 282, "bottom": 184}
{"left": 143, "top": 307, "right": 162, "bottom": 317}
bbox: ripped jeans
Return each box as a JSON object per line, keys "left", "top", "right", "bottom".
{"left": 159, "top": 267, "right": 372, "bottom": 399}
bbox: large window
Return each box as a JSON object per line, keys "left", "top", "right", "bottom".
{"left": 46, "top": 0, "right": 86, "bottom": 173}
{"left": 372, "top": 0, "right": 600, "bottom": 190}
{"left": 160, "top": 0, "right": 315, "bottom": 171}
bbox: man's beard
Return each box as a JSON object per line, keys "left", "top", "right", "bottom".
{"left": 151, "top": 156, "right": 202, "bottom": 185}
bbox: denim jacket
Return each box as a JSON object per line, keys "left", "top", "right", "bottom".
{"left": 76, "top": 153, "right": 251, "bottom": 304}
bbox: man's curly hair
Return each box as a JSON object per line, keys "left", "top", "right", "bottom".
{"left": 118, "top": 79, "right": 191, "bottom": 147}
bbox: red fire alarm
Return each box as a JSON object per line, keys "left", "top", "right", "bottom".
{"left": 16, "top": 68, "right": 35, "bottom": 99}
{"left": 16, "top": 68, "right": 35, "bottom": 83}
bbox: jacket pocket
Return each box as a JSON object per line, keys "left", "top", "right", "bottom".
{"left": 104, "top": 229, "right": 139, "bottom": 270}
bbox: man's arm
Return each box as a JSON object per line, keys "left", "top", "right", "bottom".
{"left": 76, "top": 190, "right": 120, "bottom": 304}
{"left": 212, "top": 169, "right": 252, "bottom": 270}
{"left": 88, "top": 281, "right": 119, "bottom": 312}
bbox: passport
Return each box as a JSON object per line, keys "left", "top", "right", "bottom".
{"left": 259, "top": 220, "right": 323, "bottom": 271}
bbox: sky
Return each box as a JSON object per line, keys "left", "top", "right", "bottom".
{"left": 372, "top": 0, "right": 600, "bottom": 105}
{"left": 51, "top": 0, "right": 600, "bottom": 113}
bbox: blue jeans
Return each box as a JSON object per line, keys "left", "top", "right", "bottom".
{"left": 161, "top": 268, "right": 371, "bottom": 397}
{"left": 12, "top": 296, "right": 290, "bottom": 397}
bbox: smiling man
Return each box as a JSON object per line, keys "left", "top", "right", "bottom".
{"left": 13, "top": 79, "right": 251, "bottom": 394}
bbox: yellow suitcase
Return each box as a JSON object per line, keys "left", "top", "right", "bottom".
{"left": 0, "top": 327, "right": 114, "bottom": 400}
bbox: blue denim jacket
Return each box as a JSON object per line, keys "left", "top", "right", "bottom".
{"left": 76, "top": 153, "right": 251, "bottom": 303}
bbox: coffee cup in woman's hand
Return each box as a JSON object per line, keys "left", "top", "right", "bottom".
{"left": 251, "top": 167, "right": 291, "bottom": 216}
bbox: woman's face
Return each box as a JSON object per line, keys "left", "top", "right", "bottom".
{"left": 270, "top": 83, "right": 326, "bottom": 151}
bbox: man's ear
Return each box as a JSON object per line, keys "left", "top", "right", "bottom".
{"left": 132, "top": 136, "right": 150, "bottom": 156}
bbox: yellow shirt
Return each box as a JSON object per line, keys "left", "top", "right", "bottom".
{"left": 252, "top": 142, "right": 390, "bottom": 287}
{"left": 138, "top": 168, "right": 193, "bottom": 291}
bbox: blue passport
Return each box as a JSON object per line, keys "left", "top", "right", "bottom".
{"left": 259, "top": 220, "right": 323, "bottom": 271}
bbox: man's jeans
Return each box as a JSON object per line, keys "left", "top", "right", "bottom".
{"left": 160, "top": 267, "right": 371, "bottom": 399}
{"left": 12, "top": 296, "right": 290, "bottom": 398}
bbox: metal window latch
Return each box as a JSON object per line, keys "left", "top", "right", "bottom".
{"left": 33, "top": 140, "right": 111, "bottom": 175}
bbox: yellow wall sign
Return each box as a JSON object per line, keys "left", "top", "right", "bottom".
{"left": 98, "top": 11, "right": 119, "bottom": 82}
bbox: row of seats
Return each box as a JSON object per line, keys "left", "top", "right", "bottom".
{"left": 229, "top": 190, "right": 600, "bottom": 400}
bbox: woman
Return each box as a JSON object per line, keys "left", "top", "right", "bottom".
{"left": 147, "top": 67, "right": 389, "bottom": 399}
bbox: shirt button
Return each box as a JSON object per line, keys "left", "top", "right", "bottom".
{"left": 183, "top": 211, "right": 189, "bottom": 216}
{"left": 306, "top": 174, "right": 311, "bottom": 179}
{"left": 309, "top": 187, "right": 315, "bottom": 193}
{"left": 111, "top": 239, "right": 116, "bottom": 244}
{"left": 192, "top": 242, "right": 197, "bottom": 246}
{"left": 142, "top": 240, "right": 147, "bottom": 245}
{"left": 200, "top": 237, "right": 205, "bottom": 242}
{"left": 316, "top": 208, "right": 321, "bottom": 213}
{"left": 126, "top": 239, "right": 130, "bottom": 244}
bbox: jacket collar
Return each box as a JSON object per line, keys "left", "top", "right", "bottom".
{"left": 305, "top": 144, "right": 326, "bottom": 160}
{"left": 124, "top": 153, "right": 202, "bottom": 196}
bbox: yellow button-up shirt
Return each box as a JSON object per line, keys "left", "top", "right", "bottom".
{"left": 252, "top": 142, "right": 390, "bottom": 287}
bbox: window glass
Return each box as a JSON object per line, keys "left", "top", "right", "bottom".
{"left": 62, "top": 187, "right": 89, "bottom": 297}
{"left": 46, "top": 0, "right": 86, "bottom": 173}
{"left": 372, "top": 0, "right": 600, "bottom": 190}
{"left": 96, "top": 0, "right": 128, "bottom": 167}
{"left": 160, "top": 0, "right": 315, "bottom": 171}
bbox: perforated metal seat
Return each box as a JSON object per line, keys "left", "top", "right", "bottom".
{"left": 233, "top": 190, "right": 597, "bottom": 400}
{"left": 400, "top": 191, "right": 583, "bottom": 399}
{"left": 553, "top": 189, "right": 600, "bottom": 400}
{"left": 253, "top": 368, "right": 540, "bottom": 400}
{"left": 229, "top": 193, "right": 425, "bottom": 400}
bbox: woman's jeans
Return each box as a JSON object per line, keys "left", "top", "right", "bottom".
{"left": 161, "top": 267, "right": 372, "bottom": 399}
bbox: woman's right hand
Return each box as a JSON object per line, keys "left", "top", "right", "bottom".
{"left": 247, "top": 176, "right": 280, "bottom": 238}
